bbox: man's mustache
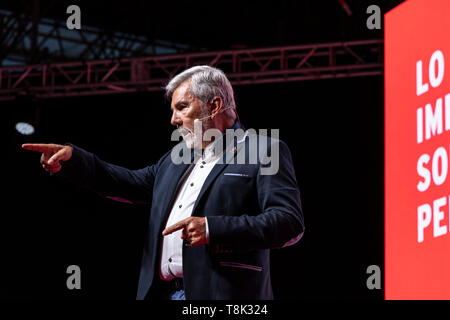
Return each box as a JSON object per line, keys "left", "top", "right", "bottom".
{"left": 177, "top": 126, "right": 193, "bottom": 137}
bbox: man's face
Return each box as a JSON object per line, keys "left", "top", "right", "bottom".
{"left": 170, "top": 81, "right": 209, "bottom": 147}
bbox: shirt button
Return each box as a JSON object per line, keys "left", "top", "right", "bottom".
{"left": 179, "top": 204, "right": 182, "bottom": 208}
{"left": 202, "top": 161, "right": 206, "bottom": 164}
{"left": 190, "top": 183, "right": 194, "bottom": 187}
{"left": 200, "top": 165, "right": 204, "bottom": 168}
{"left": 168, "top": 257, "right": 172, "bottom": 262}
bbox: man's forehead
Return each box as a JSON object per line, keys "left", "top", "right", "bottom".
{"left": 171, "top": 81, "right": 193, "bottom": 104}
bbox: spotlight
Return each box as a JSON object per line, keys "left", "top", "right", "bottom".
{"left": 12, "top": 94, "right": 40, "bottom": 137}
{"left": 15, "top": 122, "right": 35, "bottom": 135}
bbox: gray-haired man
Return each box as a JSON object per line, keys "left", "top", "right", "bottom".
{"left": 22, "top": 65, "right": 304, "bottom": 300}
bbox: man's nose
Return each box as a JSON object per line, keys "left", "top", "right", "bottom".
{"left": 171, "top": 110, "right": 182, "bottom": 127}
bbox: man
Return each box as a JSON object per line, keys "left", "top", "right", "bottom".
{"left": 22, "top": 65, "right": 304, "bottom": 300}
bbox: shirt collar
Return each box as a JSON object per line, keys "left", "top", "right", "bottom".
{"left": 202, "top": 138, "right": 220, "bottom": 162}
{"left": 197, "top": 120, "right": 245, "bottom": 163}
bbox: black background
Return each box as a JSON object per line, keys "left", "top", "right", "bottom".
{"left": 1, "top": 0, "right": 399, "bottom": 299}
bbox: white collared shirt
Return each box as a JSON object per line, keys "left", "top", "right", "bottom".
{"left": 159, "top": 142, "right": 221, "bottom": 281}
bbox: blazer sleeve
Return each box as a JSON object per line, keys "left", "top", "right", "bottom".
{"left": 207, "top": 139, "right": 305, "bottom": 252}
{"left": 55, "top": 144, "right": 169, "bottom": 205}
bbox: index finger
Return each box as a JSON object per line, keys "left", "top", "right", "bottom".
{"left": 22, "top": 144, "right": 53, "bottom": 153}
{"left": 162, "top": 219, "right": 189, "bottom": 236}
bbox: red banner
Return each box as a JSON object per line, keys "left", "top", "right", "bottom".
{"left": 385, "top": 0, "right": 450, "bottom": 299}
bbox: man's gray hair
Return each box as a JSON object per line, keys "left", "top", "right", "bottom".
{"left": 165, "top": 65, "right": 236, "bottom": 109}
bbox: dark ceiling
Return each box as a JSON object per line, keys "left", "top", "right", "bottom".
{"left": 0, "top": 0, "right": 404, "bottom": 52}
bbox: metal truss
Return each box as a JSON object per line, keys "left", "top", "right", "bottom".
{"left": 0, "top": 39, "right": 383, "bottom": 101}
{"left": 0, "top": 9, "right": 196, "bottom": 66}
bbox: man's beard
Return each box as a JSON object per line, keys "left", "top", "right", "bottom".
{"left": 178, "top": 110, "right": 213, "bottom": 149}
{"left": 179, "top": 128, "right": 196, "bottom": 148}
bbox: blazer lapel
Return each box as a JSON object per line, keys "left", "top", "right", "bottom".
{"left": 156, "top": 148, "right": 195, "bottom": 230}
{"left": 191, "top": 135, "right": 247, "bottom": 216}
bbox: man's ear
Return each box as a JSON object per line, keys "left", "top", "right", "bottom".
{"left": 209, "top": 96, "right": 223, "bottom": 115}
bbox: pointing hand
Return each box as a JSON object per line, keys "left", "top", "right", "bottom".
{"left": 22, "top": 143, "right": 73, "bottom": 173}
{"left": 162, "top": 216, "right": 207, "bottom": 246}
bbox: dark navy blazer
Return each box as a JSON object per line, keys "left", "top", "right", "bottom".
{"left": 58, "top": 123, "right": 304, "bottom": 300}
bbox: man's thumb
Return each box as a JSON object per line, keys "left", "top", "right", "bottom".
{"left": 47, "top": 149, "right": 66, "bottom": 165}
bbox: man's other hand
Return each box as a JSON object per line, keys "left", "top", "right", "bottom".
{"left": 22, "top": 143, "right": 73, "bottom": 173}
{"left": 162, "top": 217, "right": 207, "bottom": 246}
